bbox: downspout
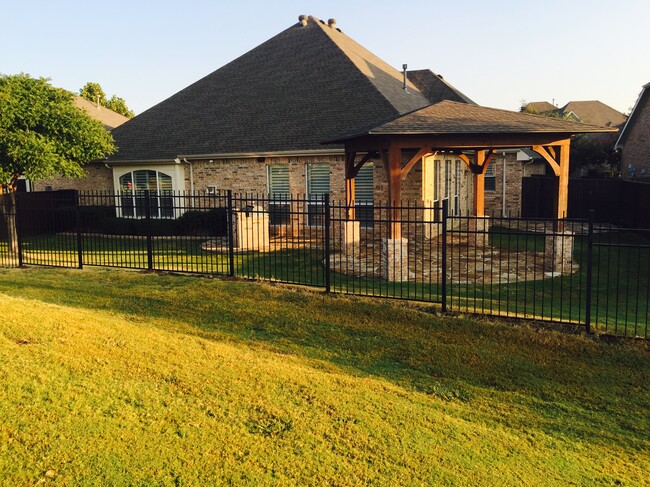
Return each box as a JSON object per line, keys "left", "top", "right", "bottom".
{"left": 501, "top": 152, "right": 507, "bottom": 217}
{"left": 182, "top": 158, "right": 194, "bottom": 194}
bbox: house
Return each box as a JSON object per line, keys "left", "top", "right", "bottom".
{"left": 615, "top": 82, "right": 650, "bottom": 178}
{"left": 36, "top": 15, "right": 612, "bottom": 230}
{"left": 35, "top": 15, "right": 477, "bottom": 222}
{"left": 523, "top": 100, "right": 626, "bottom": 127}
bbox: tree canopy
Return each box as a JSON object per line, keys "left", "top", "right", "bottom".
{"left": 79, "top": 81, "right": 135, "bottom": 118}
{"left": 0, "top": 74, "right": 116, "bottom": 191}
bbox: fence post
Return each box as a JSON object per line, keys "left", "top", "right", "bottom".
{"left": 75, "top": 190, "right": 83, "bottom": 269}
{"left": 227, "top": 190, "right": 235, "bottom": 277}
{"left": 584, "top": 209, "right": 594, "bottom": 334}
{"left": 441, "top": 199, "right": 448, "bottom": 313}
{"left": 14, "top": 192, "right": 23, "bottom": 268}
{"left": 324, "top": 194, "right": 331, "bottom": 293}
{"left": 144, "top": 189, "right": 153, "bottom": 271}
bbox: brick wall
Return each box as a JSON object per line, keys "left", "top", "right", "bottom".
{"left": 32, "top": 162, "right": 113, "bottom": 192}
{"left": 620, "top": 90, "right": 650, "bottom": 178}
{"left": 483, "top": 152, "right": 546, "bottom": 217}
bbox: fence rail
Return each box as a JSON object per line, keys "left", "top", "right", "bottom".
{"left": 1, "top": 190, "right": 648, "bottom": 339}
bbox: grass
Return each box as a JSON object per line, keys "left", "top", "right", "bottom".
{"left": 0, "top": 267, "right": 648, "bottom": 485}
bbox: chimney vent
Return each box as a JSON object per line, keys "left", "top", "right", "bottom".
{"left": 298, "top": 15, "right": 308, "bottom": 27}
{"left": 402, "top": 64, "right": 408, "bottom": 93}
{"left": 328, "top": 18, "right": 337, "bottom": 28}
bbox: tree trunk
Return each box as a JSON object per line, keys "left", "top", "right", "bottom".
{"left": 1, "top": 192, "right": 19, "bottom": 255}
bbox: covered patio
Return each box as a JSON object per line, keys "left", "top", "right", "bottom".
{"left": 326, "top": 101, "right": 616, "bottom": 281}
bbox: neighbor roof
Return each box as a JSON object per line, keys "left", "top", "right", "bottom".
{"left": 525, "top": 101, "right": 557, "bottom": 113}
{"left": 560, "top": 100, "right": 627, "bottom": 127}
{"left": 74, "top": 96, "right": 129, "bottom": 130}
{"left": 407, "top": 70, "right": 475, "bottom": 105}
{"left": 109, "top": 15, "right": 439, "bottom": 162}
{"left": 327, "top": 100, "right": 616, "bottom": 142}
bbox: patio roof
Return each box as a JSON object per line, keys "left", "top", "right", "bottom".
{"left": 323, "top": 101, "right": 618, "bottom": 238}
{"left": 325, "top": 100, "right": 615, "bottom": 149}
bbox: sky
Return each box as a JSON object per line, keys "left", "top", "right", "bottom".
{"left": 2, "top": 0, "right": 649, "bottom": 116}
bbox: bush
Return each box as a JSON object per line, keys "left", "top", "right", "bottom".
{"left": 177, "top": 209, "right": 228, "bottom": 236}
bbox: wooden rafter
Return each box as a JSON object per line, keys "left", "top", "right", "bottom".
{"left": 400, "top": 147, "right": 431, "bottom": 180}
{"left": 532, "top": 145, "right": 560, "bottom": 176}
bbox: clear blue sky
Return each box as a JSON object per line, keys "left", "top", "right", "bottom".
{"left": 3, "top": 0, "right": 649, "bottom": 115}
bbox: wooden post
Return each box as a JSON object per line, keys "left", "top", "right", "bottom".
{"left": 344, "top": 151, "right": 356, "bottom": 220}
{"left": 557, "top": 141, "right": 570, "bottom": 219}
{"left": 386, "top": 144, "right": 402, "bottom": 239}
{"left": 472, "top": 150, "right": 491, "bottom": 217}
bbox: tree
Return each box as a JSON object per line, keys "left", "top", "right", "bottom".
{"left": 1, "top": 74, "right": 116, "bottom": 191}
{"left": 80, "top": 82, "right": 135, "bottom": 118}
{"left": 79, "top": 81, "right": 107, "bottom": 107}
{"left": 0, "top": 74, "right": 116, "bottom": 250}
{"left": 105, "top": 95, "right": 135, "bottom": 118}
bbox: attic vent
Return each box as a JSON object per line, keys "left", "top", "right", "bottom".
{"left": 328, "top": 18, "right": 336, "bottom": 28}
{"left": 299, "top": 14, "right": 308, "bottom": 26}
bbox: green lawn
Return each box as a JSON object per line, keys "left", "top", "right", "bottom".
{"left": 0, "top": 267, "right": 648, "bottom": 485}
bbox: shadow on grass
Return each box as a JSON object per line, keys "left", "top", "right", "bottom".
{"left": 0, "top": 267, "right": 648, "bottom": 452}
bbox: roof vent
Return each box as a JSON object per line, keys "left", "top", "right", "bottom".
{"left": 298, "top": 15, "right": 308, "bottom": 27}
{"left": 328, "top": 18, "right": 337, "bottom": 28}
{"left": 437, "top": 74, "right": 444, "bottom": 79}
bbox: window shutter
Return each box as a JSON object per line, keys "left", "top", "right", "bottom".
{"left": 307, "top": 164, "right": 330, "bottom": 199}
{"left": 269, "top": 165, "right": 290, "bottom": 198}
{"left": 354, "top": 164, "right": 374, "bottom": 203}
{"left": 158, "top": 172, "right": 173, "bottom": 192}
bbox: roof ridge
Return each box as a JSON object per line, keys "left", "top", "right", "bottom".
{"left": 309, "top": 15, "right": 430, "bottom": 114}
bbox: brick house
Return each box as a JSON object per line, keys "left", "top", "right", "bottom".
{"left": 615, "top": 82, "right": 650, "bottom": 178}
{"left": 36, "top": 15, "right": 479, "bottom": 221}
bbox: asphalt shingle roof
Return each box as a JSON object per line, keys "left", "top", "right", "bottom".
{"left": 560, "top": 100, "right": 627, "bottom": 127}
{"left": 327, "top": 100, "right": 617, "bottom": 141}
{"left": 407, "top": 70, "right": 475, "bottom": 105}
{"left": 109, "top": 16, "right": 434, "bottom": 162}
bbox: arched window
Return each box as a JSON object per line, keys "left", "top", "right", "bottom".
{"left": 118, "top": 170, "right": 174, "bottom": 218}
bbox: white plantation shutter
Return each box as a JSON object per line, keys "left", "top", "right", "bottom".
{"left": 159, "top": 173, "right": 173, "bottom": 192}
{"left": 268, "top": 165, "right": 290, "bottom": 199}
{"left": 354, "top": 164, "right": 374, "bottom": 203}
{"left": 307, "top": 164, "right": 330, "bottom": 199}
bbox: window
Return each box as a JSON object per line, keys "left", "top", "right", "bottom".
{"left": 485, "top": 164, "right": 496, "bottom": 192}
{"left": 354, "top": 163, "right": 374, "bottom": 228}
{"left": 306, "top": 164, "right": 330, "bottom": 227}
{"left": 268, "top": 165, "right": 290, "bottom": 225}
{"left": 118, "top": 170, "right": 173, "bottom": 218}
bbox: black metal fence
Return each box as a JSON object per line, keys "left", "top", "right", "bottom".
{"left": 1, "top": 190, "right": 648, "bottom": 339}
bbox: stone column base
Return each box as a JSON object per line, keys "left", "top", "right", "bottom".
{"left": 544, "top": 232, "right": 575, "bottom": 275}
{"left": 468, "top": 216, "right": 490, "bottom": 247}
{"left": 382, "top": 238, "right": 409, "bottom": 282}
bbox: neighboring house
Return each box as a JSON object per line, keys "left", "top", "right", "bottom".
{"left": 27, "top": 96, "right": 128, "bottom": 192}
{"left": 524, "top": 100, "right": 626, "bottom": 127}
{"left": 615, "top": 82, "right": 650, "bottom": 179}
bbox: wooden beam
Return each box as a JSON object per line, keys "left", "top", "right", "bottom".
{"left": 344, "top": 151, "right": 357, "bottom": 219}
{"left": 472, "top": 150, "right": 489, "bottom": 216}
{"left": 532, "top": 145, "right": 560, "bottom": 176}
{"left": 457, "top": 153, "right": 471, "bottom": 168}
{"left": 556, "top": 141, "right": 570, "bottom": 220}
{"left": 401, "top": 147, "right": 431, "bottom": 180}
{"left": 386, "top": 144, "right": 402, "bottom": 240}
